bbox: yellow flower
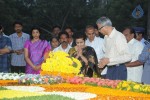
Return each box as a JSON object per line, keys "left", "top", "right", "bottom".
{"left": 41, "top": 51, "right": 81, "bottom": 75}
{"left": 133, "top": 85, "right": 140, "bottom": 90}
{"left": 127, "top": 86, "right": 131, "bottom": 91}
{"left": 122, "top": 82, "right": 128, "bottom": 88}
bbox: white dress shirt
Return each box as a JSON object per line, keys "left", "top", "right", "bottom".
{"left": 85, "top": 36, "right": 104, "bottom": 60}
{"left": 104, "top": 28, "right": 131, "bottom": 66}
{"left": 127, "top": 38, "right": 143, "bottom": 82}
{"left": 53, "top": 44, "right": 71, "bottom": 53}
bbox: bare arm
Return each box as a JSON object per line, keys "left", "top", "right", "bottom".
{"left": 0, "top": 48, "right": 10, "bottom": 54}
{"left": 24, "top": 48, "right": 37, "bottom": 70}
{"left": 125, "top": 60, "right": 143, "bottom": 67}
{"left": 80, "top": 55, "right": 88, "bottom": 65}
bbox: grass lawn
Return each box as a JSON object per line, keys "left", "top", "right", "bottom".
{"left": 0, "top": 87, "right": 8, "bottom": 90}
{"left": 2, "top": 95, "right": 74, "bottom": 100}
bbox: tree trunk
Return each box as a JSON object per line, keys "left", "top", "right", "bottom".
{"left": 147, "top": 0, "right": 150, "bottom": 40}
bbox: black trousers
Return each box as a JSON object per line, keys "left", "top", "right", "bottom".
{"left": 11, "top": 65, "right": 25, "bottom": 73}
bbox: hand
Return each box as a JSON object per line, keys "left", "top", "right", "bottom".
{"left": 33, "top": 65, "right": 41, "bottom": 71}
{"left": 15, "top": 49, "right": 24, "bottom": 55}
{"left": 98, "top": 58, "right": 109, "bottom": 68}
{"left": 77, "top": 47, "right": 82, "bottom": 57}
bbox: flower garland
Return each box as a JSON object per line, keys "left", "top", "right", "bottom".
{"left": 117, "top": 81, "right": 150, "bottom": 94}
{"left": 41, "top": 51, "right": 82, "bottom": 78}
{"left": 66, "top": 76, "right": 121, "bottom": 88}
{"left": 18, "top": 74, "right": 63, "bottom": 85}
{"left": 0, "top": 73, "right": 25, "bottom": 80}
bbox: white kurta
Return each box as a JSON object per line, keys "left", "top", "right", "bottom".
{"left": 53, "top": 45, "right": 71, "bottom": 53}
{"left": 127, "top": 38, "right": 144, "bottom": 82}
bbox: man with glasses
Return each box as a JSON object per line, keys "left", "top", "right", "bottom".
{"left": 96, "top": 17, "right": 131, "bottom": 80}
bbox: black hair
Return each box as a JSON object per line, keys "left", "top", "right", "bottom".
{"left": 30, "top": 26, "right": 44, "bottom": 40}
{"left": 58, "top": 31, "right": 69, "bottom": 39}
{"left": 50, "top": 36, "right": 59, "bottom": 42}
{"left": 65, "top": 26, "right": 74, "bottom": 32}
{"left": 85, "top": 25, "right": 95, "bottom": 30}
{"left": 94, "top": 24, "right": 98, "bottom": 29}
{"left": 13, "top": 20, "right": 23, "bottom": 27}
{"left": 75, "top": 33, "right": 86, "bottom": 41}
{"left": 52, "top": 25, "right": 61, "bottom": 30}
{"left": 124, "top": 27, "right": 136, "bottom": 38}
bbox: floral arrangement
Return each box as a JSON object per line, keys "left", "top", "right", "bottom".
{"left": 41, "top": 51, "right": 82, "bottom": 77}
{"left": 0, "top": 73, "right": 25, "bottom": 80}
{"left": 67, "top": 77, "right": 121, "bottom": 88}
{"left": 41, "top": 83, "right": 150, "bottom": 100}
{"left": 117, "top": 81, "right": 150, "bottom": 94}
{"left": 18, "top": 74, "right": 62, "bottom": 85}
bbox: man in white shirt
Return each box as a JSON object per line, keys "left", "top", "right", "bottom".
{"left": 53, "top": 31, "right": 71, "bottom": 53}
{"left": 123, "top": 27, "right": 144, "bottom": 82}
{"left": 96, "top": 17, "right": 131, "bottom": 80}
{"left": 85, "top": 25, "right": 104, "bottom": 60}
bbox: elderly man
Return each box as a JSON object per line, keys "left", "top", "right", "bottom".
{"left": 123, "top": 27, "right": 143, "bottom": 82}
{"left": 96, "top": 17, "right": 131, "bottom": 80}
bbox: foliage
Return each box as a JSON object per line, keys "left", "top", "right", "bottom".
{"left": 0, "top": 0, "right": 148, "bottom": 38}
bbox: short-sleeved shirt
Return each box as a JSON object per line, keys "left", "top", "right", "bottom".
{"left": 138, "top": 43, "right": 150, "bottom": 84}
{"left": 0, "top": 35, "right": 12, "bottom": 72}
{"left": 9, "top": 32, "right": 30, "bottom": 66}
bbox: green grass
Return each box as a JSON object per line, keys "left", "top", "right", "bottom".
{"left": 2, "top": 95, "right": 74, "bottom": 100}
{"left": 0, "top": 87, "right": 8, "bottom": 90}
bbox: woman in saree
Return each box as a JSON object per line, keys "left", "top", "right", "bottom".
{"left": 24, "top": 26, "right": 51, "bottom": 74}
{"left": 69, "top": 34, "right": 100, "bottom": 77}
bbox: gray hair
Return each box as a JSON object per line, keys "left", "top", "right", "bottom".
{"left": 96, "top": 17, "right": 112, "bottom": 26}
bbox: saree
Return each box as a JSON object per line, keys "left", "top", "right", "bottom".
{"left": 24, "top": 40, "right": 51, "bottom": 74}
{"left": 69, "top": 46, "right": 100, "bottom": 77}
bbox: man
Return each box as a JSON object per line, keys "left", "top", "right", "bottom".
{"left": 96, "top": 17, "right": 131, "bottom": 80}
{"left": 0, "top": 24, "right": 9, "bottom": 37}
{"left": 133, "top": 27, "right": 149, "bottom": 46}
{"left": 65, "top": 26, "right": 76, "bottom": 47}
{"left": 85, "top": 25, "right": 104, "bottom": 61}
{"left": 0, "top": 24, "right": 12, "bottom": 72}
{"left": 123, "top": 27, "right": 143, "bottom": 82}
{"left": 9, "top": 21, "right": 30, "bottom": 73}
{"left": 52, "top": 25, "right": 61, "bottom": 37}
{"left": 125, "top": 44, "right": 150, "bottom": 84}
{"left": 53, "top": 31, "right": 71, "bottom": 53}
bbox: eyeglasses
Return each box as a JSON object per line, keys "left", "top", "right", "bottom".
{"left": 98, "top": 26, "right": 105, "bottom": 31}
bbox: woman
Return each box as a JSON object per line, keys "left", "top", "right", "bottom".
{"left": 50, "top": 36, "right": 59, "bottom": 50}
{"left": 69, "top": 34, "right": 100, "bottom": 77}
{"left": 24, "top": 26, "right": 51, "bottom": 74}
